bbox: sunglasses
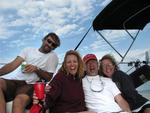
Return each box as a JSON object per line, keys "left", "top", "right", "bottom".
{"left": 46, "top": 39, "right": 57, "bottom": 48}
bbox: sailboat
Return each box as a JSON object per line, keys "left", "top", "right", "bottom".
{"left": 5, "top": 0, "right": 150, "bottom": 112}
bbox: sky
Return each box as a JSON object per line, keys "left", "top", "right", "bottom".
{"left": 0, "top": 0, "right": 150, "bottom": 91}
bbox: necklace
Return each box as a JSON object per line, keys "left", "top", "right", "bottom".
{"left": 86, "top": 75, "right": 104, "bottom": 92}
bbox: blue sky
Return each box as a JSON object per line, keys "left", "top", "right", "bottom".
{"left": 0, "top": 0, "right": 105, "bottom": 62}
{"left": 0, "top": 0, "right": 150, "bottom": 90}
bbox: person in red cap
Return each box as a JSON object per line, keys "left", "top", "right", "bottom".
{"left": 82, "top": 54, "right": 132, "bottom": 113}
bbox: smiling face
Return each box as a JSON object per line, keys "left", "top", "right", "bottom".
{"left": 85, "top": 59, "right": 98, "bottom": 76}
{"left": 101, "top": 59, "right": 115, "bottom": 78}
{"left": 41, "top": 36, "right": 57, "bottom": 53}
{"left": 65, "top": 54, "right": 79, "bottom": 76}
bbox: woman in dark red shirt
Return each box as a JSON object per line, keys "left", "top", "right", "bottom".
{"left": 33, "top": 50, "right": 96, "bottom": 113}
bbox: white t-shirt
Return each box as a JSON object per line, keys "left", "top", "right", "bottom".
{"left": 82, "top": 75, "right": 122, "bottom": 113}
{"left": 4, "top": 47, "right": 58, "bottom": 84}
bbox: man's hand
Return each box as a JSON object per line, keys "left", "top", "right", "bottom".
{"left": 24, "top": 64, "right": 38, "bottom": 73}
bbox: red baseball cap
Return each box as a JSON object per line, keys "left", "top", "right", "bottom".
{"left": 83, "top": 54, "right": 97, "bottom": 63}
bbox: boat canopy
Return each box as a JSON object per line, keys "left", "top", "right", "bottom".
{"left": 93, "top": 0, "right": 150, "bottom": 30}
{"left": 91, "top": 0, "right": 150, "bottom": 87}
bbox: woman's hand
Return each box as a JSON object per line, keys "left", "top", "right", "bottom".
{"left": 45, "top": 83, "right": 52, "bottom": 93}
{"left": 33, "top": 92, "right": 39, "bottom": 104}
{"left": 33, "top": 91, "right": 45, "bottom": 107}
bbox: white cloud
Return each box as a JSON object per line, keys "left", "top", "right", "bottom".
{"left": 0, "top": 0, "right": 96, "bottom": 41}
{"left": 1, "top": 1, "right": 148, "bottom": 62}
{"left": 100, "top": 0, "right": 111, "bottom": 7}
{"left": 0, "top": 17, "right": 18, "bottom": 39}
{"left": 0, "top": 0, "right": 25, "bottom": 9}
{"left": 123, "top": 49, "right": 150, "bottom": 62}
{"left": 88, "top": 30, "right": 138, "bottom": 51}
{"left": 56, "top": 24, "right": 78, "bottom": 36}
{"left": 7, "top": 39, "right": 27, "bottom": 48}
{"left": 0, "top": 28, "right": 9, "bottom": 39}
{"left": 0, "top": 57, "right": 14, "bottom": 64}
{"left": 45, "top": 0, "right": 70, "bottom": 8}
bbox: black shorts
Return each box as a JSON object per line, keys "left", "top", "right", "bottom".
{"left": 137, "top": 104, "right": 150, "bottom": 113}
{"left": 3, "top": 79, "right": 34, "bottom": 102}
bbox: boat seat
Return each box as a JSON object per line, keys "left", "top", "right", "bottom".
{"left": 130, "top": 65, "right": 150, "bottom": 88}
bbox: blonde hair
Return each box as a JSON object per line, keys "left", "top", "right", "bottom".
{"left": 59, "top": 50, "right": 84, "bottom": 79}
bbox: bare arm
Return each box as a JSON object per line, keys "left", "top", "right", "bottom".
{"left": 24, "top": 64, "right": 53, "bottom": 81}
{"left": 115, "top": 94, "right": 132, "bottom": 113}
{"left": 0, "top": 56, "right": 24, "bottom": 76}
{"left": 35, "top": 68, "right": 53, "bottom": 81}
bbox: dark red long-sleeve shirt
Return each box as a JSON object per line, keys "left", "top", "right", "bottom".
{"left": 45, "top": 72, "right": 86, "bottom": 113}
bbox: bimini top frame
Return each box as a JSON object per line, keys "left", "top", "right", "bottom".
{"left": 93, "top": 0, "right": 150, "bottom": 30}
{"left": 92, "top": 0, "right": 150, "bottom": 62}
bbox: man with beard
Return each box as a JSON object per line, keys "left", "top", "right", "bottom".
{"left": 0, "top": 32, "right": 60, "bottom": 113}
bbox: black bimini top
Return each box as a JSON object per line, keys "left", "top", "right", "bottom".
{"left": 93, "top": 0, "right": 150, "bottom": 30}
